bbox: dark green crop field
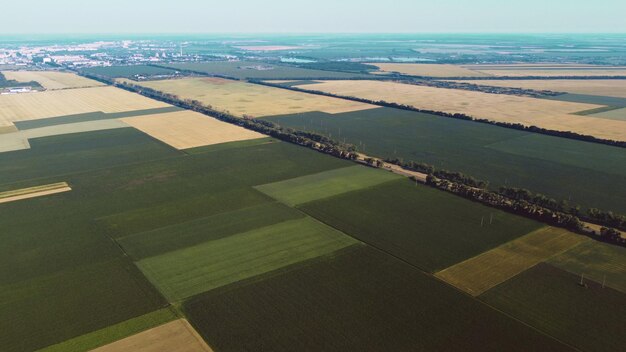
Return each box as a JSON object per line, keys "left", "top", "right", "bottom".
{"left": 265, "top": 107, "right": 626, "bottom": 213}
{"left": 184, "top": 246, "right": 571, "bottom": 352}
{"left": 299, "top": 179, "right": 542, "bottom": 272}
{"left": 481, "top": 263, "right": 626, "bottom": 352}
{"left": 117, "top": 202, "right": 305, "bottom": 260}
{"left": 81, "top": 65, "right": 180, "bottom": 78}
{"left": 164, "top": 61, "right": 372, "bottom": 79}
{"left": 0, "top": 127, "right": 352, "bottom": 351}
{"left": 0, "top": 128, "right": 181, "bottom": 186}
{"left": 0, "top": 258, "right": 166, "bottom": 352}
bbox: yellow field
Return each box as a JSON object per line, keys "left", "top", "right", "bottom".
{"left": 459, "top": 64, "right": 626, "bottom": 77}
{"left": 0, "top": 182, "right": 71, "bottom": 204}
{"left": 293, "top": 80, "right": 626, "bottom": 141}
{"left": 446, "top": 79, "right": 626, "bottom": 98}
{"left": 2, "top": 70, "right": 104, "bottom": 90}
{"left": 370, "top": 63, "right": 488, "bottom": 77}
{"left": 123, "top": 77, "right": 376, "bottom": 117}
{"left": 121, "top": 110, "right": 265, "bottom": 149}
{"left": 0, "top": 86, "right": 169, "bottom": 128}
{"left": 92, "top": 319, "right": 213, "bottom": 352}
{"left": 436, "top": 227, "right": 589, "bottom": 296}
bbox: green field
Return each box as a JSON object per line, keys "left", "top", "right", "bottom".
{"left": 184, "top": 246, "right": 571, "bottom": 352}
{"left": 81, "top": 65, "right": 180, "bottom": 79}
{"left": 265, "top": 107, "right": 626, "bottom": 213}
{"left": 0, "top": 128, "right": 180, "bottom": 186}
{"left": 481, "top": 263, "right": 626, "bottom": 352}
{"left": 300, "top": 179, "right": 542, "bottom": 272}
{"left": 255, "top": 165, "right": 401, "bottom": 206}
{"left": 589, "top": 106, "right": 626, "bottom": 121}
{"left": 118, "top": 202, "right": 304, "bottom": 260}
{"left": 0, "top": 127, "right": 353, "bottom": 351}
{"left": 545, "top": 93, "right": 626, "bottom": 107}
{"left": 164, "top": 61, "right": 372, "bottom": 79}
{"left": 548, "top": 240, "right": 626, "bottom": 293}
{"left": 0, "top": 258, "right": 166, "bottom": 352}
{"left": 137, "top": 217, "right": 359, "bottom": 302}
{"left": 38, "top": 308, "right": 177, "bottom": 352}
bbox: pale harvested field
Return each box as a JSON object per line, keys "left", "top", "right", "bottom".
{"left": 446, "top": 79, "right": 626, "bottom": 98}
{"left": 0, "top": 119, "right": 129, "bottom": 153}
{"left": 91, "top": 319, "right": 213, "bottom": 352}
{"left": 2, "top": 70, "right": 104, "bottom": 90}
{"left": 435, "top": 227, "right": 589, "bottom": 296}
{"left": 121, "top": 110, "right": 264, "bottom": 149}
{"left": 370, "top": 63, "right": 488, "bottom": 77}
{"left": 0, "top": 86, "right": 169, "bottom": 128}
{"left": 473, "top": 69, "right": 626, "bottom": 77}
{"left": 0, "top": 182, "right": 71, "bottom": 204}
{"left": 124, "top": 77, "right": 376, "bottom": 117}
{"left": 294, "top": 80, "right": 626, "bottom": 141}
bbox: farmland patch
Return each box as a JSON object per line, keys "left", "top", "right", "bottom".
{"left": 121, "top": 110, "right": 265, "bottom": 149}
{"left": 548, "top": 240, "right": 626, "bottom": 293}
{"left": 292, "top": 80, "right": 626, "bottom": 141}
{"left": 137, "top": 217, "right": 359, "bottom": 302}
{"left": 124, "top": 77, "right": 375, "bottom": 117}
{"left": 255, "top": 165, "right": 401, "bottom": 206}
{"left": 300, "top": 179, "right": 542, "bottom": 272}
{"left": 184, "top": 246, "right": 571, "bottom": 352}
{"left": 480, "top": 263, "right": 626, "bottom": 352}
{"left": 436, "top": 227, "right": 589, "bottom": 295}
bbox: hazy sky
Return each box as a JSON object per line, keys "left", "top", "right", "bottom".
{"left": 2, "top": 0, "right": 625, "bottom": 34}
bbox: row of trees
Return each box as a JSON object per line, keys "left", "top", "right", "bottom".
{"left": 82, "top": 72, "right": 361, "bottom": 165}
{"left": 80, "top": 71, "right": 624, "bottom": 247}
{"left": 255, "top": 80, "right": 626, "bottom": 149}
{"left": 382, "top": 156, "right": 625, "bottom": 233}
{"left": 426, "top": 175, "right": 625, "bottom": 247}
{"left": 398, "top": 79, "right": 563, "bottom": 98}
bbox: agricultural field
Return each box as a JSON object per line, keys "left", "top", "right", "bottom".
{"left": 287, "top": 80, "right": 626, "bottom": 141}
{"left": 0, "top": 118, "right": 130, "bottom": 153}
{"left": 12, "top": 106, "right": 181, "bottom": 130}
{"left": 82, "top": 65, "right": 181, "bottom": 79}
{"left": 447, "top": 79, "right": 626, "bottom": 98}
{"left": 124, "top": 77, "right": 375, "bottom": 117}
{"left": 265, "top": 107, "right": 626, "bottom": 214}
{"left": 255, "top": 165, "right": 401, "bottom": 206}
{"left": 0, "top": 181, "right": 71, "bottom": 204}
{"left": 370, "top": 63, "right": 489, "bottom": 77}
{"left": 436, "top": 227, "right": 589, "bottom": 296}
{"left": 39, "top": 308, "right": 178, "bottom": 352}
{"left": 0, "top": 86, "right": 168, "bottom": 128}
{"left": 184, "top": 246, "right": 571, "bottom": 352}
{"left": 92, "top": 319, "right": 213, "bottom": 352}
{"left": 548, "top": 240, "right": 626, "bottom": 293}
{"left": 480, "top": 263, "right": 626, "bottom": 352}
{"left": 299, "top": 179, "right": 543, "bottom": 272}
{"left": 0, "top": 121, "right": 357, "bottom": 351}
{"left": 2, "top": 70, "right": 104, "bottom": 90}
{"left": 117, "top": 202, "right": 304, "bottom": 260}
{"left": 461, "top": 64, "right": 626, "bottom": 77}
{"left": 587, "top": 106, "right": 626, "bottom": 121}
{"left": 137, "top": 217, "right": 359, "bottom": 302}
{"left": 164, "top": 61, "right": 372, "bottom": 79}
{"left": 121, "top": 110, "right": 265, "bottom": 149}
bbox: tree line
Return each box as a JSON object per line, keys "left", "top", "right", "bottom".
{"left": 426, "top": 175, "right": 625, "bottom": 247}
{"left": 254, "top": 80, "right": 626, "bottom": 149}
{"left": 80, "top": 71, "right": 625, "bottom": 247}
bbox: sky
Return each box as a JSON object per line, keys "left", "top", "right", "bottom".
{"left": 1, "top": 0, "right": 625, "bottom": 34}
